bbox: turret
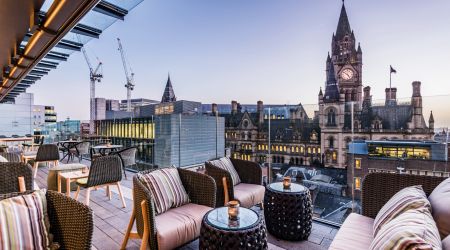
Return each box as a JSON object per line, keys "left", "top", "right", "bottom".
{"left": 429, "top": 111, "right": 434, "bottom": 131}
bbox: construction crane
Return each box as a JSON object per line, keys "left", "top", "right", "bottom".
{"left": 117, "top": 38, "right": 134, "bottom": 112}
{"left": 80, "top": 42, "right": 103, "bottom": 134}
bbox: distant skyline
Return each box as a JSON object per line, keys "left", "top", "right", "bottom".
{"left": 29, "top": 0, "right": 450, "bottom": 127}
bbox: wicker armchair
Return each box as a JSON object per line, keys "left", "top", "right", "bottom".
{"left": 361, "top": 172, "right": 447, "bottom": 218}
{"left": 0, "top": 162, "right": 34, "bottom": 194}
{"left": 121, "top": 168, "right": 216, "bottom": 250}
{"left": 0, "top": 190, "right": 93, "bottom": 249}
{"left": 0, "top": 152, "right": 21, "bottom": 162}
{"left": 110, "top": 147, "right": 137, "bottom": 179}
{"left": 69, "top": 141, "right": 90, "bottom": 162}
{"left": 32, "top": 144, "right": 60, "bottom": 177}
{"left": 205, "top": 158, "right": 264, "bottom": 208}
{"left": 74, "top": 155, "right": 126, "bottom": 208}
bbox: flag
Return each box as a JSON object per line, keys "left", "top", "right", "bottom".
{"left": 390, "top": 65, "right": 397, "bottom": 74}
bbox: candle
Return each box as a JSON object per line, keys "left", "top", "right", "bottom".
{"left": 283, "top": 176, "right": 291, "bottom": 189}
{"left": 228, "top": 200, "right": 240, "bottom": 221}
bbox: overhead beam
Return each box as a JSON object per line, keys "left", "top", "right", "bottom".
{"left": 94, "top": 1, "right": 128, "bottom": 20}
{"left": 71, "top": 23, "right": 102, "bottom": 38}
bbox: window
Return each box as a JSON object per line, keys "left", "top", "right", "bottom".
{"left": 329, "top": 137, "right": 335, "bottom": 148}
{"left": 354, "top": 177, "right": 361, "bottom": 190}
{"left": 307, "top": 147, "right": 311, "bottom": 154}
{"left": 332, "top": 151, "right": 337, "bottom": 162}
{"left": 355, "top": 158, "right": 361, "bottom": 169}
{"left": 317, "top": 147, "right": 321, "bottom": 154}
{"left": 327, "top": 108, "right": 336, "bottom": 126}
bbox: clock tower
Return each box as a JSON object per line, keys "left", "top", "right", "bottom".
{"left": 331, "top": 2, "right": 363, "bottom": 103}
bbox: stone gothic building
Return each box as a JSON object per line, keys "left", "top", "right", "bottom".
{"left": 318, "top": 3, "right": 434, "bottom": 168}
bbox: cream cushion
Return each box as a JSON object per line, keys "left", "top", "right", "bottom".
{"left": 155, "top": 203, "right": 212, "bottom": 250}
{"left": 207, "top": 157, "right": 241, "bottom": 186}
{"left": 0, "top": 155, "right": 7, "bottom": 162}
{"left": 329, "top": 213, "right": 374, "bottom": 250}
{"left": 428, "top": 177, "right": 450, "bottom": 239}
{"left": 443, "top": 235, "right": 450, "bottom": 250}
{"left": 369, "top": 208, "right": 441, "bottom": 250}
{"left": 373, "top": 185, "right": 430, "bottom": 236}
{"left": 233, "top": 183, "right": 265, "bottom": 208}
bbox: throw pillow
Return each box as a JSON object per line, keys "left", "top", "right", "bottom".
{"left": 208, "top": 157, "right": 241, "bottom": 186}
{"left": 0, "top": 190, "right": 51, "bottom": 249}
{"left": 370, "top": 207, "right": 442, "bottom": 250}
{"left": 373, "top": 185, "right": 430, "bottom": 236}
{"left": 428, "top": 177, "right": 450, "bottom": 239}
{"left": 443, "top": 235, "right": 450, "bottom": 250}
{"left": 0, "top": 155, "right": 7, "bottom": 162}
{"left": 137, "top": 167, "right": 190, "bottom": 215}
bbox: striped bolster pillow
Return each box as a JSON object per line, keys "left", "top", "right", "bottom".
{"left": 369, "top": 207, "right": 442, "bottom": 250}
{"left": 138, "top": 167, "right": 190, "bottom": 215}
{"left": 0, "top": 190, "right": 51, "bottom": 249}
{"left": 373, "top": 185, "right": 431, "bottom": 236}
{"left": 208, "top": 157, "right": 241, "bottom": 186}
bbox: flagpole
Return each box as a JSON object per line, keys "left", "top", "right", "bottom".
{"left": 389, "top": 65, "right": 392, "bottom": 102}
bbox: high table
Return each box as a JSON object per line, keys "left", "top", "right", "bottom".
{"left": 91, "top": 144, "right": 123, "bottom": 156}
{"left": 264, "top": 182, "right": 313, "bottom": 241}
{"left": 199, "top": 206, "right": 268, "bottom": 250}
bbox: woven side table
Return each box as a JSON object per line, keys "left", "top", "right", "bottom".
{"left": 264, "top": 182, "right": 312, "bottom": 241}
{"left": 199, "top": 207, "right": 268, "bottom": 250}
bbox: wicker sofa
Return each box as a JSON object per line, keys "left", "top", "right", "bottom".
{"left": 0, "top": 190, "right": 94, "bottom": 249}
{"left": 329, "top": 172, "right": 448, "bottom": 250}
{"left": 121, "top": 168, "right": 216, "bottom": 250}
{"left": 205, "top": 158, "right": 264, "bottom": 208}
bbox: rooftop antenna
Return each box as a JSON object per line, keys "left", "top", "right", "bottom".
{"left": 78, "top": 35, "right": 103, "bottom": 134}
{"left": 117, "top": 38, "right": 135, "bottom": 112}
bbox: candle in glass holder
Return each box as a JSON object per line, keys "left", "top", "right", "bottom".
{"left": 228, "top": 200, "right": 240, "bottom": 221}
{"left": 283, "top": 176, "right": 291, "bottom": 189}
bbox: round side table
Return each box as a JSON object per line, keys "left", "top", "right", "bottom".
{"left": 264, "top": 182, "right": 312, "bottom": 241}
{"left": 199, "top": 207, "right": 268, "bottom": 250}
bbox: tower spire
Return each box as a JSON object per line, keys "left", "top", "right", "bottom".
{"left": 335, "top": 0, "right": 352, "bottom": 40}
{"left": 161, "top": 73, "right": 176, "bottom": 103}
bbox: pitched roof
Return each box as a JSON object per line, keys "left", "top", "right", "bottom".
{"left": 161, "top": 74, "right": 176, "bottom": 103}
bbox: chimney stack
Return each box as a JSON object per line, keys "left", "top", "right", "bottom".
{"left": 411, "top": 81, "right": 424, "bottom": 128}
{"left": 385, "top": 87, "right": 397, "bottom": 105}
{"left": 257, "top": 100, "right": 264, "bottom": 124}
{"left": 231, "top": 100, "right": 238, "bottom": 114}
{"left": 211, "top": 103, "right": 218, "bottom": 115}
{"left": 412, "top": 81, "right": 421, "bottom": 97}
{"left": 363, "top": 86, "right": 371, "bottom": 100}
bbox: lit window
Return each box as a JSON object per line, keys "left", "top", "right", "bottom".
{"left": 354, "top": 177, "right": 361, "bottom": 190}
{"left": 313, "top": 148, "right": 316, "bottom": 154}
{"left": 300, "top": 147, "right": 304, "bottom": 153}
{"left": 332, "top": 151, "right": 337, "bottom": 161}
{"left": 355, "top": 158, "right": 361, "bottom": 169}
{"left": 283, "top": 146, "right": 287, "bottom": 152}
{"left": 258, "top": 145, "right": 261, "bottom": 150}
{"left": 308, "top": 147, "right": 311, "bottom": 154}
{"left": 295, "top": 147, "right": 299, "bottom": 153}
{"left": 318, "top": 148, "right": 321, "bottom": 154}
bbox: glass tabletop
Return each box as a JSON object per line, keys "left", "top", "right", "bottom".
{"left": 206, "top": 207, "right": 259, "bottom": 231}
{"left": 268, "top": 182, "right": 307, "bottom": 193}
{"left": 92, "top": 145, "right": 123, "bottom": 149}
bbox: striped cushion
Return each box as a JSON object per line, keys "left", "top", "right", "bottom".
{"left": 0, "top": 190, "right": 50, "bottom": 249}
{"left": 373, "top": 185, "right": 430, "bottom": 236}
{"left": 369, "top": 207, "right": 442, "bottom": 250}
{"left": 137, "top": 167, "right": 190, "bottom": 215}
{"left": 208, "top": 157, "right": 241, "bottom": 186}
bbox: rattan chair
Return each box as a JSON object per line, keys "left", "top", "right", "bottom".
{"left": 121, "top": 168, "right": 216, "bottom": 250}
{"left": 361, "top": 172, "right": 447, "bottom": 218}
{"left": 0, "top": 162, "right": 34, "bottom": 194}
{"left": 0, "top": 152, "right": 21, "bottom": 162}
{"left": 0, "top": 190, "right": 94, "bottom": 249}
{"left": 74, "top": 155, "right": 126, "bottom": 207}
{"left": 32, "top": 144, "right": 60, "bottom": 178}
{"left": 205, "top": 158, "right": 264, "bottom": 208}
{"left": 110, "top": 147, "right": 137, "bottom": 179}
{"left": 69, "top": 141, "right": 90, "bottom": 162}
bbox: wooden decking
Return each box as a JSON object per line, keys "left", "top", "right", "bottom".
{"left": 34, "top": 159, "right": 338, "bottom": 250}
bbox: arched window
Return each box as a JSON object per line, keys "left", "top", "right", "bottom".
{"left": 329, "top": 137, "right": 335, "bottom": 148}
{"left": 327, "top": 109, "right": 336, "bottom": 126}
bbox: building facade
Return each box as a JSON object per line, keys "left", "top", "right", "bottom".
{"left": 347, "top": 140, "right": 449, "bottom": 199}
{"left": 318, "top": 3, "right": 434, "bottom": 169}
{"left": 220, "top": 101, "right": 321, "bottom": 167}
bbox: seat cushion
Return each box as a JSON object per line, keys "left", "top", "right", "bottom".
{"left": 373, "top": 185, "right": 430, "bottom": 236}
{"left": 0, "top": 155, "right": 7, "bottom": 162}
{"left": 155, "top": 203, "right": 212, "bottom": 250}
{"left": 137, "top": 167, "right": 190, "bottom": 214}
{"left": 443, "top": 235, "right": 450, "bottom": 250}
{"left": 428, "top": 177, "right": 450, "bottom": 239}
{"left": 0, "top": 190, "right": 51, "bottom": 249}
{"left": 329, "top": 213, "right": 374, "bottom": 250}
{"left": 207, "top": 157, "right": 241, "bottom": 186}
{"left": 370, "top": 207, "right": 442, "bottom": 250}
{"left": 233, "top": 183, "right": 265, "bottom": 208}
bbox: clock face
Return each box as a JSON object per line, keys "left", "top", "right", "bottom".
{"left": 340, "top": 69, "right": 354, "bottom": 80}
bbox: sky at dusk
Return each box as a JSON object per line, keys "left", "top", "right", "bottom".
{"left": 29, "top": 0, "right": 450, "bottom": 127}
